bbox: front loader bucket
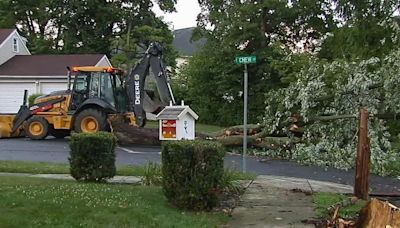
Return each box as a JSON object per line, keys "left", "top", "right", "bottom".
{"left": 0, "top": 115, "right": 23, "bottom": 138}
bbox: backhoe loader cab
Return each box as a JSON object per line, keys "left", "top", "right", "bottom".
{"left": 69, "top": 67, "right": 127, "bottom": 113}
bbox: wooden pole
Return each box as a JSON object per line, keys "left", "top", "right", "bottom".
{"left": 354, "top": 107, "right": 371, "bottom": 200}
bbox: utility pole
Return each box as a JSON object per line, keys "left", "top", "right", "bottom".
{"left": 354, "top": 107, "right": 370, "bottom": 200}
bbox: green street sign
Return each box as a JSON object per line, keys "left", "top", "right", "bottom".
{"left": 235, "top": 56, "right": 256, "bottom": 64}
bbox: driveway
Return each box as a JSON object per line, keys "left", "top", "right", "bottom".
{"left": 0, "top": 137, "right": 399, "bottom": 192}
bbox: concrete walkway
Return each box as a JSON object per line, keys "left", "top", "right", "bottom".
{"left": 228, "top": 175, "right": 353, "bottom": 228}
{"left": 0, "top": 172, "right": 141, "bottom": 184}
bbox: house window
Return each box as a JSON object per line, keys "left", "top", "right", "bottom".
{"left": 12, "top": 37, "right": 19, "bottom": 53}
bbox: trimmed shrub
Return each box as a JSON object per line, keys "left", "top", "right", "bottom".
{"left": 28, "top": 93, "right": 42, "bottom": 106}
{"left": 162, "top": 140, "right": 225, "bottom": 210}
{"left": 69, "top": 132, "right": 117, "bottom": 182}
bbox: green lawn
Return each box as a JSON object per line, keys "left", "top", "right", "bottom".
{"left": 0, "top": 176, "right": 229, "bottom": 227}
{"left": 314, "top": 192, "right": 366, "bottom": 219}
{"left": 0, "top": 160, "right": 146, "bottom": 176}
{"left": 145, "top": 121, "right": 224, "bottom": 135}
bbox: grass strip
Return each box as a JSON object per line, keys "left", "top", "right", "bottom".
{"left": 314, "top": 192, "right": 366, "bottom": 219}
{"left": 0, "top": 160, "right": 145, "bottom": 176}
{"left": 0, "top": 176, "right": 229, "bottom": 227}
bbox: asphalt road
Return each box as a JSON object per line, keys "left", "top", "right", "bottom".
{"left": 1, "top": 137, "right": 399, "bottom": 193}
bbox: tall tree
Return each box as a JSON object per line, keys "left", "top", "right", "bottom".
{"left": 110, "top": 0, "right": 177, "bottom": 70}
{"left": 319, "top": 0, "right": 400, "bottom": 60}
{"left": 0, "top": 0, "right": 63, "bottom": 53}
{"left": 0, "top": 0, "right": 178, "bottom": 61}
{"left": 177, "top": 0, "right": 334, "bottom": 125}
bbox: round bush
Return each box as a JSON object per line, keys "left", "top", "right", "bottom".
{"left": 162, "top": 140, "right": 225, "bottom": 211}
{"left": 69, "top": 132, "right": 117, "bottom": 182}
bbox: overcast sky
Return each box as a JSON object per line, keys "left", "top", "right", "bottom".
{"left": 152, "top": 0, "right": 201, "bottom": 30}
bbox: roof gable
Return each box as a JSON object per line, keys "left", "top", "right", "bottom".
{"left": 156, "top": 105, "right": 199, "bottom": 120}
{"left": 0, "top": 29, "right": 30, "bottom": 54}
{"left": 0, "top": 29, "right": 15, "bottom": 44}
{"left": 0, "top": 54, "right": 107, "bottom": 76}
{"left": 173, "top": 27, "right": 206, "bottom": 56}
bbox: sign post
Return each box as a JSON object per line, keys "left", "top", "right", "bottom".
{"left": 235, "top": 56, "right": 256, "bottom": 173}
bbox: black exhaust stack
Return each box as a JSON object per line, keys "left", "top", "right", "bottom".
{"left": 23, "top": 89, "right": 28, "bottom": 106}
{"left": 66, "top": 66, "right": 72, "bottom": 91}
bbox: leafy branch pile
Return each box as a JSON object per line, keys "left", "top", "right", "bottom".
{"left": 262, "top": 48, "right": 400, "bottom": 176}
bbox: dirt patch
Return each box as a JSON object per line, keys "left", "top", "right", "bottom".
{"left": 111, "top": 122, "right": 160, "bottom": 146}
{"left": 215, "top": 190, "right": 243, "bottom": 216}
{"left": 214, "top": 181, "right": 251, "bottom": 216}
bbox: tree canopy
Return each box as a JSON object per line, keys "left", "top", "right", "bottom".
{"left": 176, "top": 0, "right": 337, "bottom": 126}
{"left": 0, "top": 0, "right": 177, "bottom": 66}
{"left": 176, "top": 0, "right": 399, "bottom": 126}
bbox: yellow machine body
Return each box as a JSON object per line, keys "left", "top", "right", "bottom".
{"left": 0, "top": 66, "right": 136, "bottom": 139}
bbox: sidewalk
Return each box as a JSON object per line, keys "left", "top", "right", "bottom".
{"left": 228, "top": 175, "right": 353, "bottom": 228}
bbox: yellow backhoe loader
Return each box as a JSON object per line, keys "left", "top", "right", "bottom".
{"left": 0, "top": 42, "right": 175, "bottom": 140}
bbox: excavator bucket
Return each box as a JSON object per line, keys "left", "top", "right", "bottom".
{"left": 0, "top": 90, "right": 28, "bottom": 138}
{"left": 0, "top": 115, "right": 23, "bottom": 138}
{"left": 0, "top": 115, "right": 13, "bottom": 138}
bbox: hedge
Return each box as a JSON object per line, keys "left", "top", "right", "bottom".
{"left": 69, "top": 132, "right": 117, "bottom": 182}
{"left": 28, "top": 93, "right": 42, "bottom": 106}
{"left": 162, "top": 140, "right": 225, "bottom": 210}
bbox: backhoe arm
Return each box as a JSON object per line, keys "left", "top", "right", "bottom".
{"left": 126, "top": 42, "right": 175, "bottom": 127}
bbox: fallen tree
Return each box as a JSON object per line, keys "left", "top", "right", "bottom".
{"left": 215, "top": 135, "right": 296, "bottom": 149}
{"left": 322, "top": 198, "right": 400, "bottom": 228}
{"left": 261, "top": 49, "right": 400, "bottom": 176}
{"left": 358, "top": 199, "right": 400, "bottom": 227}
{"left": 212, "top": 124, "right": 262, "bottom": 137}
{"left": 110, "top": 119, "right": 160, "bottom": 145}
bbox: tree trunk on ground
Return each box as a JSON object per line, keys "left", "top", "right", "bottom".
{"left": 213, "top": 124, "right": 262, "bottom": 137}
{"left": 215, "top": 135, "right": 299, "bottom": 148}
{"left": 357, "top": 199, "right": 400, "bottom": 227}
{"left": 111, "top": 120, "right": 160, "bottom": 146}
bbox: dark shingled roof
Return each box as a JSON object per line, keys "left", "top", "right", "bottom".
{"left": 173, "top": 27, "right": 206, "bottom": 56}
{"left": 0, "top": 28, "right": 15, "bottom": 44}
{"left": 0, "top": 55, "right": 105, "bottom": 76}
{"left": 157, "top": 107, "right": 186, "bottom": 120}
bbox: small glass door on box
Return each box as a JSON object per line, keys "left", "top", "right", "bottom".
{"left": 162, "top": 120, "right": 176, "bottom": 139}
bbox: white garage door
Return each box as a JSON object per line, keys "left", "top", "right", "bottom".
{"left": 0, "top": 82, "right": 36, "bottom": 113}
{"left": 41, "top": 82, "right": 68, "bottom": 95}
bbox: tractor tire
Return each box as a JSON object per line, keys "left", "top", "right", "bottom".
{"left": 24, "top": 116, "right": 50, "bottom": 140}
{"left": 74, "top": 109, "right": 110, "bottom": 133}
